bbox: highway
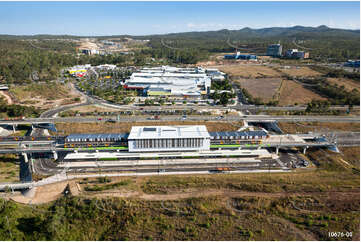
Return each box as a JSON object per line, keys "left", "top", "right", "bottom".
{"left": 0, "top": 114, "right": 359, "bottom": 125}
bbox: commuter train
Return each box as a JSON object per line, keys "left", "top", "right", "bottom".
{"left": 1, "top": 130, "right": 268, "bottom": 150}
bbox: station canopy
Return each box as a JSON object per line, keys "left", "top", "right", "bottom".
{"left": 66, "top": 133, "right": 129, "bottom": 142}
{"left": 209, "top": 131, "right": 268, "bottom": 139}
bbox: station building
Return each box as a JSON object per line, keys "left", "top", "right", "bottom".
{"left": 127, "top": 125, "right": 211, "bottom": 152}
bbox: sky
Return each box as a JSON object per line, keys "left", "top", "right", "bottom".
{"left": 0, "top": 1, "right": 359, "bottom": 36}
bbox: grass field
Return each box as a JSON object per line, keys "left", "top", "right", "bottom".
{"left": 234, "top": 78, "right": 282, "bottom": 102}
{"left": 218, "top": 64, "right": 281, "bottom": 78}
{"left": 278, "top": 67, "right": 323, "bottom": 77}
{"left": 278, "top": 80, "right": 327, "bottom": 106}
{"left": 339, "top": 147, "right": 360, "bottom": 168}
{"left": 1, "top": 163, "right": 359, "bottom": 240}
{"left": 1, "top": 143, "right": 359, "bottom": 240}
{"left": 327, "top": 78, "right": 360, "bottom": 92}
{"left": 278, "top": 122, "right": 360, "bottom": 133}
{"left": 54, "top": 121, "right": 244, "bottom": 135}
{"left": 0, "top": 154, "right": 19, "bottom": 182}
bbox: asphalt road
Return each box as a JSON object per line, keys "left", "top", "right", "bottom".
{"left": 0, "top": 114, "right": 359, "bottom": 125}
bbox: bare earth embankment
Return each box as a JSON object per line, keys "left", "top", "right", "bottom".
{"left": 278, "top": 80, "right": 326, "bottom": 106}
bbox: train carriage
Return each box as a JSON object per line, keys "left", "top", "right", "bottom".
{"left": 209, "top": 131, "right": 268, "bottom": 147}
{"left": 64, "top": 133, "right": 129, "bottom": 148}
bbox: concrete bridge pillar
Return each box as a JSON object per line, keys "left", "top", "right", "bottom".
{"left": 12, "top": 124, "right": 16, "bottom": 133}
{"left": 21, "top": 187, "right": 37, "bottom": 198}
{"left": 276, "top": 147, "right": 279, "bottom": 155}
{"left": 52, "top": 151, "right": 58, "bottom": 160}
{"left": 22, "top": 152, "right": 28, "bottom": 163}
{"left": 303, "top": 146, "right": 308, "bottom": 154}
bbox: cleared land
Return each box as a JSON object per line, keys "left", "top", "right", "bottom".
{"left": 11, "top": 82, "right": 83, "bottom": 110}
{"left": 278, "top": 80, "right": 326, "bottom": 106}
{"left": 218, "top": 64, "right": 281, "bottom": 78}
{"left": 278, "top": 67, "right": 323, "bottom": 77}
{"left": 54, "top": 121, "right": 244, "bottom": 135}
{"left": 234, "top": 78, "right": 282, "bottom": 102}
{"left": 278, "top": 122, "right": 360, "bottom": 133}
{"left": 327, "top": 78, "right": 360, "bottom": 92}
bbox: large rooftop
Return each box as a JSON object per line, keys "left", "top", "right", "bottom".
{"left": 128, "top": 125, "right": 210, "bottom": 140}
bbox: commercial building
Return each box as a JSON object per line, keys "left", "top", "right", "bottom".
{"left": 224, "top": 52, "right": 257, "bottom": 60}
{"left": 127, "top": 125, "right": 211, "bottom": 152}
{"left": 81, "top": 49, "right": 99, "bottom": 55}
{"left": 285, "top": 49, "right": 309, "bottom": 59}
{"left": 123, "top": 66, "right": 224, "bottom": 98}
{"left": 95, "top": 64, "right": 117, "bottom": 70}
{"left": 67, "top": 64, "right": 91, "bottom": 76}
{"left": 267, "top": 44, "right": 282, "bottom": 57}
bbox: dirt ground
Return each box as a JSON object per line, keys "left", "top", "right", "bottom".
{"left": 277, "top": 66, "right": 323, "bottom": 77}
{"left": 68, "top": 105, "right": 122, "bottom": 113}
{"left": 11, "top": 82, "right": 83, "bottom": 110}
{"left": 327, "top": 78, "right": 360, "bottom": 92}
{"left": 10, "top": 181, "right": 68, "bottom": 204}
{"left": 0, "top": 91, "right": 13, "bottom": 104}
{"left": 278, "top": 79, "right": 326, "bottom": 106}
{"left": 218, "top": 64, "right": 281, "bottom": 78}
{"left": 78, "top": 40, "right": 98, "bottom": 49}
{"left": 55, "top": 121, "right": 244, "bottom": 135}
{"left": 234, "top": 78, "right": 282, "bottom": 101}
{"left": 278, "top": 122, "right": 360, "bottom": 133}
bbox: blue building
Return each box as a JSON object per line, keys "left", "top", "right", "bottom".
{"left": 344, "top": 60, "right": 360, "bottom": 68}
{"left": 224, "top": 53, "right": 257, "bottom": 60}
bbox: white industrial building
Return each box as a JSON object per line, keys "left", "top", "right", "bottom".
{"left": 123, "top": 66, "right": 224, "bottom": 97}
{"left": 127, "top": 125, "right": 211, "bottom": 152}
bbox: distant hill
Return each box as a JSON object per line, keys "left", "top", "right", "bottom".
{"left": 0, "top": 25, "right": 359, "bottom": 40}
{"left": 140, "top": 25, "right": 360, "bottom": 42}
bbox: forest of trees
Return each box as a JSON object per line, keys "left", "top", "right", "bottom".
{"left": 0, "top": 25, "right": 359, "bottom": 84}
{"left": 0, "top": 40, "right": 129, "bottom": 83}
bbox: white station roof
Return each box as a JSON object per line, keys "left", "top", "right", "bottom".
{"left": 128, "top": 125, "right": 210, "bottom": 140}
